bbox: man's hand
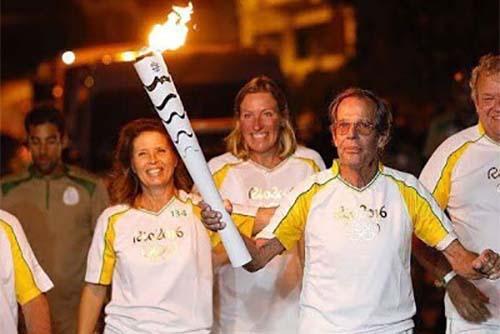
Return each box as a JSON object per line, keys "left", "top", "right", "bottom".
{"left": 472, "top": 249, "right": 500, "bottom": 279}
{"left": 447, "top": 276, "right": 491, "bottom": 323}
{"left": 443, "top": 241, "right": 500, "bottom": 280}
{"left": 199, "top": 200, "right": 232, "bottom": 231}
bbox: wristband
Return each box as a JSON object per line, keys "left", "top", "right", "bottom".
{"left": 443, "top": 270, "right": 457, "bottom": 286}
{"left": 434, "top": 270, "right": 457, "bottom": 288}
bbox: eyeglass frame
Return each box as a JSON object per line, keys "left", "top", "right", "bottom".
{"left": 333, "top": 120, "right": 376, "bottom": 136}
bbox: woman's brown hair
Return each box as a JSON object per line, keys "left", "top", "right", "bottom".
{"left": 108, "top": 118, "right": 192, "bottom": 205}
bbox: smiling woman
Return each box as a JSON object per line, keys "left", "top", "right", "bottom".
{"left": 130, "top": 131, "right": 178, "bottom": 197}
{"left": 206, "top": 76, "right": 325, "bottom": 334}
{"left": 107, "top": 118, "right": 191, "bottom": 207}
{"left": 77, "top": 118, "right": 222, "bottom": 334}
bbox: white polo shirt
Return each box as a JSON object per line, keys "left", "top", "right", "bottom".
{"left": 420, "top": 123, "right": 500, "bottom": 325}
{"left": 258, "top": 161, "right": 456, "bottom": 333}
{"left": 85, "top": 191, "right": 217, "bottom": 333}
{"left": 209, "top": 146, "right": 325, "bottom": 333}
{"left": 0, "top": 209, "right": 53, "bottom": 334}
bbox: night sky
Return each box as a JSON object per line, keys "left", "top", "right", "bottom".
{"left": 1, "top": 0, "right": 238, "bottom": 79}
{"left": 2, "top": 1, "right": 498, "bottom": 84}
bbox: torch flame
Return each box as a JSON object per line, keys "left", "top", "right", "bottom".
{"left": 148, "top": 2, "right": 193, "bottom": 51}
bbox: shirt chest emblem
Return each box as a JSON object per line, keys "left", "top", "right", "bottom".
{"left": 248, "top": 186, "right": 287, "bottom": 201}
{"left": 63, "top": 186, "right": 80, "bottom": 205}
{"left": 487, "top": 166, "right": 500, "bottom": 194}
{"left": 132, "top": 226, "right": 185, "bottom": 262}
{"left": 333, "top": 204, "right": 388, "bottom": 241}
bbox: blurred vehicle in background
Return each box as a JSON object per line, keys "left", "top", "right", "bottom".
{"left": 34, "top": 43, "right": 284, "bottom": 173}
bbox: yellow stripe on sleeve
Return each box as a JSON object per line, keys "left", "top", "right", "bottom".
{"left": 431, "top": 142, "right": 472, "bottom": 209}
{"left": 273, "top": 164, "right": 338, "bottom": 250}
{"left": 273, "top": 182, "right": 326, "bottom": 250}
{"left": 232, "top": 213, "right": 254, "bottom": 238}
{"left": 212, "top": 163, "right": 239, "bottom": 189}
{"left": 296, "top": 157, "right": 322, "bottom": 173}
{"left": 98, "top": 211, "right": 125, "bottom": 284}
{"left": 389, "top": 176, "right": 449, "bottom": 247}
{"left": 0, "top": 220, "right": 41, "bottom": 305}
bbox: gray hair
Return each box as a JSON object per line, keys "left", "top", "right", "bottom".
{"left": 328, "top": 87, "right": 392, "bottom": 141}
{"left": 469, "top": 54, "right": 500, "bottom": 103}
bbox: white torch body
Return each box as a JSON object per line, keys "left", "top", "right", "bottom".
{"left": 134, "top": 50, "right": 251, "bottom": 267}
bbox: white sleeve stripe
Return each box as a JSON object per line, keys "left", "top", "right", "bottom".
{"left": 435, "top": 233, "right": 458, "bottom": 251}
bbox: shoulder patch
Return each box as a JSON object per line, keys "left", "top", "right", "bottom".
{"left": 1, "top": 173, "right": 32, "bottom": 196}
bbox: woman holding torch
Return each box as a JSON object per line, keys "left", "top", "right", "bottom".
{"left": 77, "top": 118, "right": 225, "bottom": 334}
{"left": 207, "top": 76, "right": 325, "bottom": 333}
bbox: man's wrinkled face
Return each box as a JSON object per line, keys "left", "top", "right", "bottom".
{"left": 27, "top": 123, "right": 63, "bottom": 175}
{"left": 331, "top": 96, "right": 384, "bottom": 170}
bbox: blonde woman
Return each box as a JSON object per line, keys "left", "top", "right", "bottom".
{"left": 208, "top": 76, "right": 325, "bottom": 333}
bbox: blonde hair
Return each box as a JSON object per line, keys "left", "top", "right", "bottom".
{"left": 469, "top": 54, "right": 500, "bottom": 103}
{"left": 225, "top": 75, "right": 297, "bottom": 160}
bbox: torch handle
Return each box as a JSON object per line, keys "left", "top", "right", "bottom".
{"left": 182, "top": 153, "right": 252, "bottom": 267}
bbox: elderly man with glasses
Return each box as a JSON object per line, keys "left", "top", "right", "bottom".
{"left": 201, "top": 87, "right": 500, "bottom": 334}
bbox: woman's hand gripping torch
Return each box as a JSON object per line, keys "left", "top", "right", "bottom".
{"left": 133, "top": 4, "right": 251, "bottom": 267}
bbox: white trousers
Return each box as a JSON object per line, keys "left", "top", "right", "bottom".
{"left": 446, "top": 318, "right": 500, "bottom": 334}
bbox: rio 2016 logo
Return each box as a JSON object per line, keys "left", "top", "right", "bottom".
{"left": 487, "top": 166, "right": 500, "bottom": 180}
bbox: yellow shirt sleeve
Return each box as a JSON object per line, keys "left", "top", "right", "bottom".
{"left": 273, "top": 183, "right": 322, "bottom": 250}
{"left": 97, "top": 211, "right": 123, "bottom": 285}
{"left": 430, "top": 143, "right": 471, "bottom": 209}
{"left": 392, "top": 177, "right": 453, "bottom": 248}
{"left": 0, "top": 220, "right": 42, "bottom": 305}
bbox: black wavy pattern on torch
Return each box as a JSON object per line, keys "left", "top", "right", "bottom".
{"left": 163, "top": 110, "right": 187, "bottom": 124}
{"left": 145, "top": 76, "right": 171, "bottom": 92}
{"left": 174, "top": 130, "right": 194, "bottom": 144}
{"left": 155, "top": 93, "right": 177, "bottom": 111}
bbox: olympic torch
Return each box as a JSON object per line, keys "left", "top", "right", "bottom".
{"left": 133, "top": 3, "right": 251, "bottom": 267}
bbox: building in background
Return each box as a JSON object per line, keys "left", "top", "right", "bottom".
{"left": 237, "top": 0, "right": 356, "bottom": 83}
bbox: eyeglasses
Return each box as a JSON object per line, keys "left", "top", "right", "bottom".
{"left": 334, "top": 120, "right": 375, "bottom": 136}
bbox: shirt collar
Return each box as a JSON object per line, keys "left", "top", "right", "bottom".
{"left": 28, "top": 163, "right": 68, "bottom": 179}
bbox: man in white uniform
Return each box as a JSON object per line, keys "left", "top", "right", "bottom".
{"left": 415, "top": 53, "right": 500, "bottom": 333}
{"left": 202, "top": 88, "right": 500, "bottom": 333}
{"left": 0, "top": 209, "right": 53, "bottom": 334}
